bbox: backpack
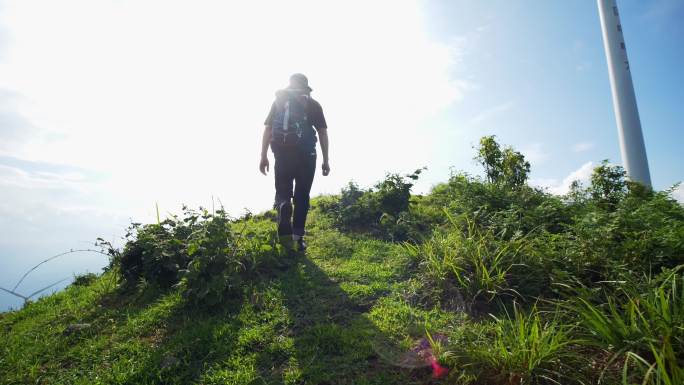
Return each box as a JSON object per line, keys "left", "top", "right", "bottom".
{"left": 270, "top": 90, "right": 315, "bottom": 148}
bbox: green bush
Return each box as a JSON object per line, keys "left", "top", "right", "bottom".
{"left": 178, "top": 210, "right": 280, "bottom": 306}
{"left": 555, "top": 173, "right": 684, "bottom": 285}
{"left": 177, "top": 208, "right": 239, "bottom": 305}
{"left": 416, "top": 146, "right": 683, "bottom": 298}
{"left": 429, "top": 173, "right": 571, "bottom": 240}
{"left": 475, "top": 135, "right": 530, "bottom": 189}
{"left": 71, "top": 272, "right": 97, "bottom": 287}
{"left": 113, "top": 218, "right": 189, "bottom": 289}
{"left": 589, "top": 160, "right": 628, "bottom": 210}
{"left": 316, "top": 169, "right": 428, "bottom": 241}
{"left": 108, "top": 207, "right": 281, "bottom": 306}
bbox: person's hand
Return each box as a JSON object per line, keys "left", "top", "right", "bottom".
{"left": 259, "top": 156, "right": 269, "bottom": 175}
{"left": 322, "top": 161, "right": 330, "bottom": 176}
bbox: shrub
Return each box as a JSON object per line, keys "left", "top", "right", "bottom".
{"left": 475, "top": 135, "right": 530, "bottom": 188}
{"left": 72, "top": 272, "right": 97, "bottom": 286}
{"left": 429, "top": 173, "right": 571, "bottom": 240}
{"left": 589, "top": 160, "right": 627, "bottom": 210}
{"left": 108, "top": 206, "right": 281, "bottom": 306}
{"left": 178, "top": 210, "right": 279, "bottom": 306}
{"left": 563, "top": 184, "right": 684, "bottom": 281}
{"left": 113, "top": 218, "right": 189, "bottom": 289}
{"left": 316, "top": 169, "right": 427, "bottom": 241}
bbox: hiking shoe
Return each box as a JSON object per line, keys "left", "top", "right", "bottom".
{"left": 276, "top": 201, "right": 293, "bottom": 236}
{"left": 278, "top": 235, "right": 295, "bottom": 252}
{"left": 296, "top": 237, "right": 307, "bottom": 252}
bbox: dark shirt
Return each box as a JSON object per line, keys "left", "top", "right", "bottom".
{"left": 264, "top": 97, "right": 327, "bottom": 131}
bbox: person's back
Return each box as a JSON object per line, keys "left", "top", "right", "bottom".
{"left": 259, "top": 73, "right": 330, "bottom": 252}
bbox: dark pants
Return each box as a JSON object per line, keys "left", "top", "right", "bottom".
{"left": 273, "top": 148, "right": 316, "bottom": 236}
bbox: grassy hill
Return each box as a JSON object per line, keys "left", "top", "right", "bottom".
{"left": 2, "top": 137, "right": 683, "bottom": 385}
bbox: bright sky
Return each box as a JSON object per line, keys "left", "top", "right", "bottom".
{"left": 1, "top": 0, "right": 683, "bottom": 310}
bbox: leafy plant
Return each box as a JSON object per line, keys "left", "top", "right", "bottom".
{"left": 428, "top": 173, "right": 571, "bottom": 240}
{"left": 475, "top": 135, "right": 530, "bottom": 188}
{"left": 316, "top": 169, "right": 427, "bottom": 241}
{"left": 107, "top": 206, "right": 281, "bottom": 306}
{"left": 590, "top": 160, "right": 628, "bottom": 210}
{"left": 113, "top": 218, "right": 189, "bottom": 289}
{"left": 177, "top": 209, "right": 279, "bottom": 306}
{"left": 564, "top": 183, "right": 684, "bottom": 282}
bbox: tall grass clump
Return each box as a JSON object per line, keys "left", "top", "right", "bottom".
{"left": 624, "top": 339, "right": 684, "bottom": 385}
{"left": 443, "top": 306, "right": 581, "bottom": 384}
{"left": 568, "top": 267, "right": 684, "bottom": 383}
{"left": 407, "top": 213, "right": 536, "bottom": 313}
{"left": 398, "top": 137, "right": 684, "bottom": 383}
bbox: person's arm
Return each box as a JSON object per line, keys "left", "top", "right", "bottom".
{"left": 318, "top": 128, "right": 330, "bottom": 176}
{"left": 259, "top": 125, "right": 271, "bottom": 175}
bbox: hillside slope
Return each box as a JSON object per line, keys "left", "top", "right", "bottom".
{"left": 2, "top": 138, "right": 683, "bottom": 384}
{"left": 1, "top": 231, "right": 446, "bottom": 384}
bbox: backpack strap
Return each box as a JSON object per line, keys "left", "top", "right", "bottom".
{"left": 282, "top": 100, "right": 290, "bottom": 132}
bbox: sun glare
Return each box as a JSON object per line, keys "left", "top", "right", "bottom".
{"left": 0, "top": 0, "right": 463, "bottom": 222}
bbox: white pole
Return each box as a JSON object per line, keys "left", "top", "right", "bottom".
{"left": 597, "top": 0, "right": 651, "bottom": 187}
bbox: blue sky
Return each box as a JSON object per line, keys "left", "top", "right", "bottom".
{"left": 0, "top": 0, "right": 682, "bottom": 311}
{"left": 421, "top": 0, "right": 684, "bottom": 193}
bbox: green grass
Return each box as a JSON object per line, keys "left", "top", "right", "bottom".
{"left": 566, "top": 268, "right": 684, "bottom": 384}
{"left": 2, "top": 219, "right": 683, "bottom": 384}
{"left": 0, "top": 236, "right": 440, "bottom": 385}
{"left": 3, "top": 139, "right": 684, "bottom": 384}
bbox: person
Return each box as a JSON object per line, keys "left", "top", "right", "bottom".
{"left": 259, "top": 73, "right": 330, "bottom": 251}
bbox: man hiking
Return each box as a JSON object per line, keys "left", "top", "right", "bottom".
{"left": 259, "top": 73, "right": 330, "bottom": 252}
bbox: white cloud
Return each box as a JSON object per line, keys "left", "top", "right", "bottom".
{"left": 0, "top": 88, "right": 42, "bottom": 152}
{"left": 0, "top": 154, "right": 105, "bottom": 196}
{"left": 520, "top": 142, "right": 549, "bottom": 165}
{"left": 0, "top": 164, "right": 93, "bottom": 191}
{"left": 532, "top": 161, "right": 594, "bottom": 195}
{"left": 672, "top": 183, "right": 684, "bottom": 203}
{"left": 469, "top": 101, "right": 514, "bottom": 125}
{"left": 572, "top": 141, "right": 595, "bottom": 152}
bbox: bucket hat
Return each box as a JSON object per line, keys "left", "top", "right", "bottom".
{"left": 287, "top": 73, "right": 313, "bottom": 92}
